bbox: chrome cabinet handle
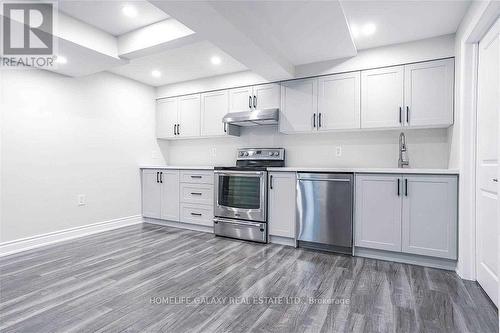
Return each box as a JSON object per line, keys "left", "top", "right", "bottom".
{"left": 249, "top": 96, "right": 252, "bottom": 109}
{"left": 313, "top": 114, "right": 316, "bottom": 128}
{"left": 397, "top": 179, "right": 400, "bottom": 196}
{"left": 159, "top": 172, "right": 163, "bottom": 183}
{"left": 177, "top": 124, "right": 180, "bottom": 135}
{"left": 405, "top": 179, "right": 408, "bottom": 196}
{"left": 191, "top": 192, "right": 202, "bottom": 195}
{"left": 156, "top": 172, "right": 159, "bottom": 183}
{"left": 318, "top": 113, "right": 322, "bottom": 128}
{"left": 190, "top": 212, "right": 202, "bottom": 216}
{"left": 406, "top": 106, "right": 410, "bottom": 124}
{"left": 190, "top": 175, "right": 202, "bottom": 178}
{"left": 399, "top": 107, "right": 402, "bottom": 123}
{"left": 270, "top": 175, "right": 273, "bottom": 189}
{"left": 253, "top": 95, "right": 257, "bottom": 108}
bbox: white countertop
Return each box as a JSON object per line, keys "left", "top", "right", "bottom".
{"left": 140, "top": 165, "right": 214, "bottom": 170}
{"left": 266, "top": 167, "right": 459, "bottom": 175}
{"left": 140, "top": 165, "right": 458, "bottom": 175}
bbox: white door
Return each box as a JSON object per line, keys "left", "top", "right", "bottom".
{"left": 201, "top": 90, "right": 229, "bottom": 136}
{"left": 354, "top": 174, "right": 402, "bottom": 252}
{"left": 142, "top": 170, "right": 161, "bottom": 219}
{"left": 279, "top": 78, "right": 318, "bottom": 133}
{"left": 178, "top": 94, "right": 201, "bottom": 138}
{"left": 160, "top": 170, "right": 180, "bottom": 221}
{"left": 268, "top": 172, "right": 296, "bottom": 238}
{"left": 404, "top": 59, "right": 454, "bottom": 128}
{"left": 318, "top": 72, "right": 361, "bottom": 130}
{"left": 228, "top": 86, "right": 253, "bottom": 112}
{"left": 401, "top": 175, "right": 458, "bottom": 259}
{"left": 156, "top": 98, "right": 178, "bottom": 138}
{"left": 361, "top": 66, "right": 404, "bottom": 129}
{"left": 253, "top": 83, "right": 280, "bottom": 110}
{"left": 476, "top": 18, "right": 499, "bottom": 307}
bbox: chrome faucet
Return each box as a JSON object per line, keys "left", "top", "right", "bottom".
{"left": 398, "top": 132, "right": 409, "bottom": 168}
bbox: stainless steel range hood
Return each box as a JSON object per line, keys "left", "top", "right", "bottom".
{"left": 222, "top": 109, "right": 279, "bottom": 127}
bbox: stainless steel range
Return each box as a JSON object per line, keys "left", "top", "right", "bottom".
{"left": 214, "top": 148, "right": 285, "bottom": 243}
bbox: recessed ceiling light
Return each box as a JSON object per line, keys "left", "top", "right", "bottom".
{"left": 362, "top": 23, "right": 376, "bottom": 36}
{"left": 55, "top": 55, "right": 67, "bottom": 64}
{"left": 151, "top": 70, "right": 161, "bottom": 78}
{"left": 122, "top": 5, "right": 137, "bottom": 18}
{"left": 210, "top": 56, "right": 221, "bottom": 65}
{"left": 350, "top": 23, "right": 376, "bottom": 38}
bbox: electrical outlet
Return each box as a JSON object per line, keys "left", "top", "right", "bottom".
{"left": 211, "top": 148, "right": 217, "bottom": 158}
{"left": 78, "top": 194, "right": 86, "bottom": 206}
{"left": 335, "top": 146, "right": 342, "bottom": 157}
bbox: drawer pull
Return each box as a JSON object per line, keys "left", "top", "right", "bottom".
{"left": 191, "top": 192, "right": 202, "bottom": 195}
{"left": 190, "top": 212, "right": 202, "bottom": 216}
{"left": 190, "top": 175, "right": 202, "bottom": 179}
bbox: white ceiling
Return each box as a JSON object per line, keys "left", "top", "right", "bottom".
{"left": 341, "top": 0, "right": 471, "bottom": 50}
{"left": 58, "top": 0, "right": 169, "bottom": 36}
{"left": 108, "top": 41, "right": 247, "bottom": 86}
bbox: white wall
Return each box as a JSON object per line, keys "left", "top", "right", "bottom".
{"left": 164, "top": 127, "right": 450, "bottom": 169}
{"left": 0, "top": 70, "right": 164, "bottom": 242}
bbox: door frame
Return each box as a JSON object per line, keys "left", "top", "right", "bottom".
{"left": 456, "top": 1, "right": 500, "bottom": 281}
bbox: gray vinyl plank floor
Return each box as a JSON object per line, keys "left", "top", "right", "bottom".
{"left": 0, "top": 223, "right": 497, "bottom": 333}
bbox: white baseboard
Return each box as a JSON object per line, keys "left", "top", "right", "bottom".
{"left": 143, "top": 217, "right": 213, "bottom": 234}
{"left": 0, "top": 215, "right": 143, "bottom": 257}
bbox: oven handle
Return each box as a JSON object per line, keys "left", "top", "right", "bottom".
{"left": 214, "top": 170, "right": 265, "bottom": 176}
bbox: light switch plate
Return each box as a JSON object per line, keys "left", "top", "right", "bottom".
{"left": 78, "top": 194, "right": 86, "bottom": 206}
{"left": 335, "top": 146, "right": 342, "bottom": 157}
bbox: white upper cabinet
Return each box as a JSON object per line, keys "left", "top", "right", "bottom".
{"left": 201, "top": 90, "right": 229, "bottom": 136}
{"left": 253, "top": 83, "right": 280, "bottom": 110}
{"left": 177, "top": 94, "right": 201, "bottom": 138}
{"left": 279, "top": 78, "right": 318, "bottom": 133}
{"left": 318, "top": 72, "right": 361, "bottom": 130}
{"left": 361, "top": 66, "right": 404, "bottom": 129}
{"left": 404, "top": 58, "right": 454, "bottom": 128}
{"left": 229, "top": 86, "right": 253, "bottom": 112}
{"left": 228, "top": 83, "right": 280, "bottom": 113}
{"left": 156, "top": 98, "right": 178, "bottom": 139}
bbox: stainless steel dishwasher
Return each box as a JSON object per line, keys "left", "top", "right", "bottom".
{"left": 296, "top": 173, "right": 353, "bottom": 254}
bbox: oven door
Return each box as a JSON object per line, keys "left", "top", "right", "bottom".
{"left": 214, "top": 170, "right": 267, "bottom": 222}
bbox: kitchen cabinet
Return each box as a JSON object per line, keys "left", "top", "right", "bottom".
{"left": 201, "top": 90, "right": 239, "bottom": 137}
{"left": 361, "top": 59, "right": 454, "bottom": 129}
{"left": 179, "top": 170, "right": 214, "bottom": 227}
{"left": 228, "top": 83, "right": 280, "bottom": 113}
{"left": 142, "top": 169, "right": 162, "bottom": 219}
{"left": 156, "top": 98, "right": 178, "bottom": 139}
{"left": 361, "top": 66, "right": 404, "bottom": 129}
{"left": 401, "top": 175, "right": 457, "bottom": 259}
{"left": 404, "top": 59, "right": 454, "bottom": 128}
{"left": 156, "top": 94, "right": 200, "bottom": 139}
{"left": 268, "top": 172, "right": 296, "bottom": 238}
{"left": 318, "top": 72, "right": 361, "bottom": 130}
{"left": 355, "top": 174, "right": 402, "bottom": 252}
{"left": 279, "top": 78, "right": 318, "bottom": 133}
{"left": 142, "top": 169, "right": 180, "bottom": 221}
{"left": 354, "top": 173, "right": 457, "bottom": 260}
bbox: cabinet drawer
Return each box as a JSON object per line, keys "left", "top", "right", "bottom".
{"left": 180, "top": 170, "right": 214, "bottom": 184}
{"left": 180, "top": 204, "right": 213, "bottom": 226}
{"left": 180, "top": 183, "right": 214, "bottom": 205}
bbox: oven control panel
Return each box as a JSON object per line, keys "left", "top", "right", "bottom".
{"left": 236, "top": 148, "right": 285, "bottom": 160}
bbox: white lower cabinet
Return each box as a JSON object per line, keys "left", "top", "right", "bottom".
{"left": 142, "top": 169, "right": 213, "bottom": 228}
{"left": 268, "top": 172, "right": 296, "bottom": 239}
{"left": 355, "top": 173, "right": 458, "bottom": 260}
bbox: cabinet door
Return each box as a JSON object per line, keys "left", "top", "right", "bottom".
{"left": 354, "top": 174, "right": 402, "bottom": 252}
{"left": 156, "top": 98, "right": 178, "bottom": 138}
{"left": 361, "top": 66, "right": 404, "bottom": 129}
{"left": 201, "top": 90, "right": 229, "bottom": 136}
{"left": 318, "top": 72, "right": 360, "bottom": 130}
{"left": 268, "top": 172, "right": 296, "bottom": 238}
{"left": 142, "top": 169, "right": 161, "bottom": 219}
{"left": 404, "top": 59, "right": 454, "bottom": 128}
{"left": 279, "top": 78, "right": 318, "bottom": 133}
{"left": 229, "top": 86, "right": 253, "bottom": 112}
{"left": 253, "top": 83, "right": 280, "bottom": 110}
{"left": 401, "top": 175, "right": 458, "bottom": 259}
{"left": 178, "top": 94, "right": 201, "bottom": 138}
{"left": 160, "top": 170, "right": 180, "bottom": 221}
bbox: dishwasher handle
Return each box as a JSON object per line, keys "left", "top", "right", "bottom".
{"left": 298, "top": 178, "right": 351, "bottom": 182}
